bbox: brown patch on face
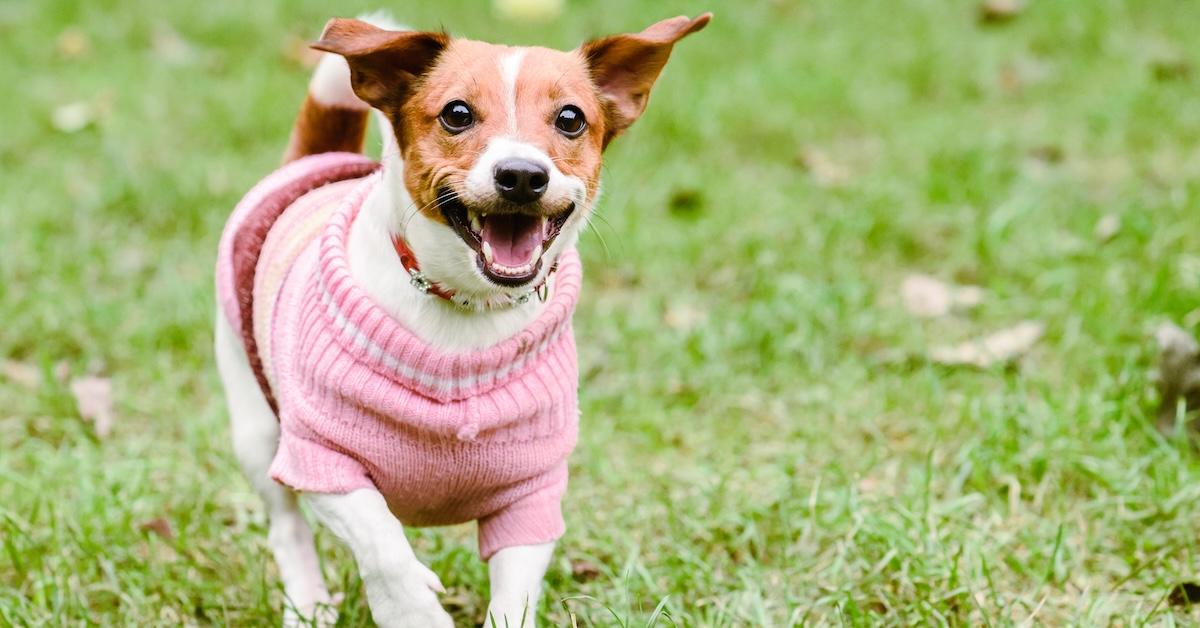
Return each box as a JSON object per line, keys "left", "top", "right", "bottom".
{"left": 511, "top": 47, "right": 606, "bottom": 197}
{"left": 314, "top": 15, "right": 711, "bottom": 225}
{"left": 390, "top": 40, "right": 606, "bottom": 223}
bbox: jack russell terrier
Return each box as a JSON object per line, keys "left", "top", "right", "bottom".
{"left": 214, "top": 11, "right": 709, "bottom": 627}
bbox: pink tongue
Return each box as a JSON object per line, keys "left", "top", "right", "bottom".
{"left": 481, "top": 214, "right": 545, "bottom": 266}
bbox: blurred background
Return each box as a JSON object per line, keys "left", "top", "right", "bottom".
{"left": 2, "top": 0, "right": 1199, "bottom": 624}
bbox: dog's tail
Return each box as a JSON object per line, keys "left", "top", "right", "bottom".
{"left": 282, "top": 12, "right": 405, "bottom": 164}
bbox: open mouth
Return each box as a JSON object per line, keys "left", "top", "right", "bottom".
{"left": 439, "top": 189, "right": 576, "bottom": 287}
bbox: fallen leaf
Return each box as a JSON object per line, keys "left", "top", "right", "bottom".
{"left": 1152, "top": 59, "right": 1192, "bottom": 82}
{"left": 152, "top": 23, "right": 197, "bottom": 66}
{"left": 52, "top": 102, "right": 95, "bottom": 133}
{"left": 1094, "top": 214, "right": 1121, "bottom": 242}
{"left": 57, "top": 26, "right": 90, "bottom": 59}
{"left": 1028, "top": 145, "right": 1064, "bottom": 164}
{"left": 929, "top": 321, "right": 1044, "bottom": 367}
{"left": 979, "top": 0, "right": 1023, "bottom": 24}
{"left": 1169, "top": 581, "right": 1200, "bottom": 607}
{"left": 53, "top": 361, "right": 71, "bottom": 383}
{"left": 70, "top": 375, "right": 114, "bottom": 437}
{"left": 668, "top": 188, "right": 704, "bottom": 217}
{"left": 797, "top": 147, "right": 851, "bottom": 187}
{"left": 1, "top": 360, "right": 40, "bottom": 389}
{"left": 139, "top": 517, "right": 175, "bottom": 541}
{"left": 999, "top": 57, "right": 1055, "bottom": 94}
{"left": 663, "top": 304, "right": 707, "bottom": 331}
{"left": 999, "top": 64, "right": 1023, "bottom": 93}
{"left": 570, "top": 559, "right": 602, "bottom": 582}
{"left": 901, "top": 274, "right": 984, "bottom": 318}
{"left": 1155, "top": 322, "right": 1200, "bottom": 431}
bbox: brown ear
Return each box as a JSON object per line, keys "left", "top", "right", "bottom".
{"left": 312, "top": 18, "right": 449, "bottom": 109}
{"left": 579, "top": 13, "right": 711, "bottom": 146}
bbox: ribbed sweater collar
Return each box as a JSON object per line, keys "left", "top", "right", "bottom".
{"left": 314, "top": 173, "right": 582, "bottom": 402}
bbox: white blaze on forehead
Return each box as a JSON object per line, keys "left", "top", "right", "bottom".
{"left": 499, "top": 49, "right": 528, "bottom": 136}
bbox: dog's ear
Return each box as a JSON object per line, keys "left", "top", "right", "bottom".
{"left": 312, "top": 19, "right": 448, "bottom": 109}
{"left": 579, "top": 13, "right": 711, "bottom": 146}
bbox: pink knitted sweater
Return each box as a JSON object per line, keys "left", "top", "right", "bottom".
{"left": 216, "top": 153, "right": 581, "bottom": 559}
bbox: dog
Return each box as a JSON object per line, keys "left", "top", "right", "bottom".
{"left": 214, "top": 12, "right": 709, "bottom": 627}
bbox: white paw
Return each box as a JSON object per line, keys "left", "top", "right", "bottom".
{"left": 369, "top": 562, "right": 454, "bottom": 628}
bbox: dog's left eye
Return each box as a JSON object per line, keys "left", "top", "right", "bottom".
{"left": 554, "top": 105, "right": 586, "bottom": 138}
{"left": 439, "top": 100, "right": 475, "bottom": 133}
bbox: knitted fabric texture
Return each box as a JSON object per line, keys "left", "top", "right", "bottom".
{"left": 216, "top": 153, "right": 582, "bottom": 559}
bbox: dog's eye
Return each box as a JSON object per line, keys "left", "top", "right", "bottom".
{"left": 554, "top": 105, "right": 586, "bottom": 138}
{"left": 439, "top": 101, "right": 474, "bottom": 133}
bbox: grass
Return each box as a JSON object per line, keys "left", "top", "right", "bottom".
{"left": 2, "top": 0, "right": 1200, "bottom": 624}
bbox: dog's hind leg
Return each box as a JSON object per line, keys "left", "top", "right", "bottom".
{"left": 215, "top": 313, "right": 337, "bottom": 626}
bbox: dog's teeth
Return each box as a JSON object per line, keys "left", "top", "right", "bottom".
{"left": 482, "top": 241, "right": 493, "bottom": 263}
{"left": 530, "top": 244, "right": 543, "bottom": 261}
{"left": 470, "top": 213, "right": 482, "bottom": 233}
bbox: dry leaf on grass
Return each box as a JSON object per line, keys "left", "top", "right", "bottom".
{"left": 1094, "top": 214, "right": 1121, "bottom": 242}
{"left": 797, "top": 147, "right": 851, "bottom": 187}
{"left": 57, "top": 26, "right": 91, "bottom": 59}
{"left": 152, "top": 23, "right": 196, "bottom": 66}
{"left": 901, "top": 274, "right": 984, "bottom": 318}
{"left": 979, "top": 0, "right": 1024, "bottom": 24}
{"left": 1169, "top": 581, "right": 1200, "bottom": 607}
{"left": 1155, "top": 322, "right": 1200, "bottom": 430}
{"left": 139, "top": 517, "right": 175, "bottom": 541}
{"left": 1, "top": 360, "right": 41, "bottom": 389}
{"left": 50, "top": 92, "right": 113, "bottom": 134}
{"left": 663, "top": 304, "right": 707, "bottom": 331}
{"left": 52, "top": 102, "right": 96, "bottom": 133}
{"left": 1152, "top": 59, "right": 1193, "bottom": 83}
{"left": 70, "top": 376, "right": 114, "bottom": 438}
{"left": 929, "top": 321, "right": 1044, "bottom": 367}
{"left": 570, "top": 558, "right": 602, "bottom": 582}
{"left": 1028, "top": 145, "right": 1065, "bottom": 165}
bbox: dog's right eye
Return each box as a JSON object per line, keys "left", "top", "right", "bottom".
{"left": 438, "top": 101, "right": 475, "bottom": 134}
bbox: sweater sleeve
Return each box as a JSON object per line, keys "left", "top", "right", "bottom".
{"left": 475, "top": 463, "right": 568, "bottom": 560}
{"left": 269, "top": 426, "right": 376, "bottom": 495}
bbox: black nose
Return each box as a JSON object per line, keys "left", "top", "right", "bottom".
{"left": 494, "top": 158, "right": 549, "bottom": 204}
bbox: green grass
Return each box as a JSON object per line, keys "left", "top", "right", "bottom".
{"left": 3, "top": 0, "right": 1200, "bottom": 624}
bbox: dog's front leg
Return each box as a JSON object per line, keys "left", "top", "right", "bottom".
{"left": 485, "top": 542, "right": 556, "bottom": 628}
{"left": 306, "top": 489, "right": 452, "bottom": 628}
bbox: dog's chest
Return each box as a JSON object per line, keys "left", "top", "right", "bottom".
{"left": 243, "top": 167, "right": 584, "bottom": 528}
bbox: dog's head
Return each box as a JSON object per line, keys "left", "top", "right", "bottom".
{"left": 313, "top": 14, "right": 710, "bottom": 298}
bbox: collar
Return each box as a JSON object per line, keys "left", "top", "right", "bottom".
{"left": 315, "top": 170, "right": 584, "bottom": 403}
{"left": 391, "top": 234, "right": 554, "bottom": 311}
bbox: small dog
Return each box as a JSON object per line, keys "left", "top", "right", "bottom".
{"left": 214, "top": 12, "right": 709, "bottom": 627}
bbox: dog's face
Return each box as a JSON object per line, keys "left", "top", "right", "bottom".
{"left": 315, "top": 15, "right": 710, "bottom": 297}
